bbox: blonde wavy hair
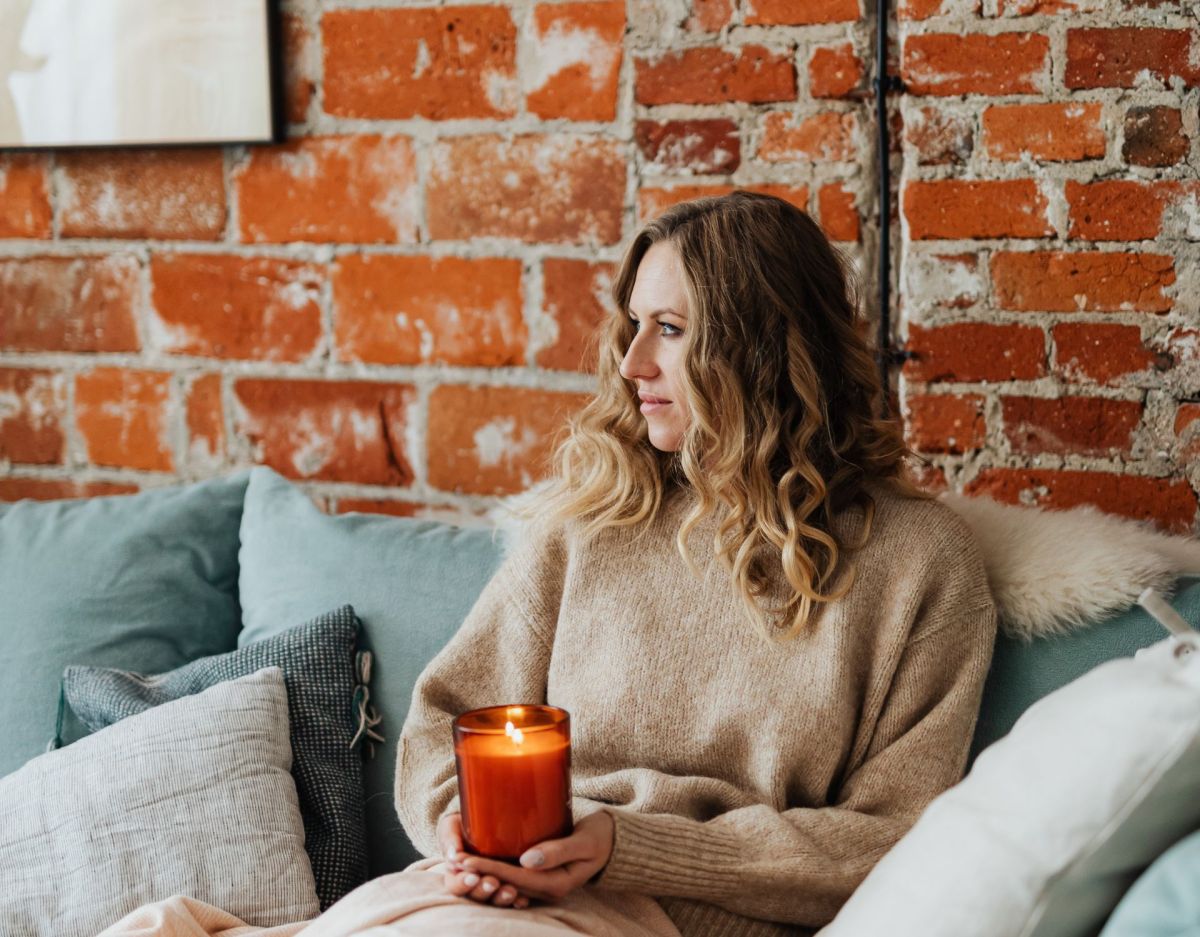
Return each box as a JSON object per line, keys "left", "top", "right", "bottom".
{"left": 531, "top": 191, "right": 927, "bottom": 640}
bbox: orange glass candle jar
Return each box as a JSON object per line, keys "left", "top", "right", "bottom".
{"left": 452, "top": 704, "right": 573, "bottom": 862}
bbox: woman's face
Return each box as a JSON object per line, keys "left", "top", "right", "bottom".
{"left": 619, "top": 241, "right": 692, "bottom": 453}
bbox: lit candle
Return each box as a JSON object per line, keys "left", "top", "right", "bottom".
{"left": 452, "top": 704, "right": 573, "bottom": 861}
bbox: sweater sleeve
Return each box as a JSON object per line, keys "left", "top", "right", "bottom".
{"left": 594, "top": 594, "right": 997, "bottom": 928}
{"left": 394, "top": 523, "right": 566, "bottom": 859}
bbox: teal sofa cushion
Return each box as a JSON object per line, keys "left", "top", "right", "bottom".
{"left": 1100, "top": 828, "right": 1200, "bottom": 937}
{"left": 971, "top": 575, "right": 1200, "bottom": 762}
{"left": 0, "top": 473, "right": 248, "bottom": 778}
{"left": 237, "top": 467, "right": 505, "bottom": 876}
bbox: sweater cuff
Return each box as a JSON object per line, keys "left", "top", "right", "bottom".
{"left": 595, "top": 807, "right": 743, "bottom": 900}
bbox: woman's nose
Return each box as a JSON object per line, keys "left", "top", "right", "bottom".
{"left": 619, "top": 334, "right": 657, "bottom": 381}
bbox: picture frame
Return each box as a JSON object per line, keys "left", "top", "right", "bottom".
{"left": 0, "top": 0, "right": 283, "bottom": 150}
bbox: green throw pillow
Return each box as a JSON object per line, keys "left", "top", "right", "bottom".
{"left": 237, "top": 467, "right": 505, "bottom": 875}
{"left": 0, "top": 473, "right": 248, "bottom": 778}
{"left": 63, "top": 606, "right": 368, "bottom": 911}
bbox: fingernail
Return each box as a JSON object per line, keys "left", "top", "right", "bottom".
{"left": 447, "top": 848, "right": 458, "bottom": 860}
{"left": 520, "top": 849, "right": 545, "bottom": 868}
{"left": 463, "top": 874, "right": 479, "bottom": 887}
{"left": 482, "top": 881, "right": 496, "bottom": 893}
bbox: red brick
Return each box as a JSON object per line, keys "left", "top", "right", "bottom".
{"left": 1124, "top": 107, "right": 1188, "bottom": 167}
{"left": 282, "top": 12, "right": 317, "bottom": 123}
{"left": 983, "top": 103, "right": 1105, "bottom": 162}
{"left": 527, "top": 2, "right": 625, "bottom": 121}
{"left": 1066, "top": 180, "right": 1193, "bottom": 241}
{"left": 427, "top": 135, "right": 624, "bottom": 245}
{"left": 334, "top": 498, "right": 421, "bottom": 518}
{"left": 903, "top": 253, "right": 984, "bottom": 309}
{"left": 903, "top": 393, "right": 986, "bottom": 454}
{"left": 999, "top": 0, "right": 1094, "bottom": 11}
{"left": 818, "top": 183, "right": 859, "bottom": 242}
{"left": 539, "top": 258, "right": 616, "bottom": 372}
{"left": 234, "top": 379, "right": 416, "bottom": 484}
{"left": 745, "top": 0, "right": 861, "bottom": 24}
{"left": 150, "top": 254, "right": 324, "bottom": 361}
{"left": 903, "top": 180, "right": 1052, "bottom": 240}
{"left": 75, "top": 369, "right": 174, "bottom": 472}
{"left": 58, "top": 149, "right": 225, "bottom": 240}
{"left": 0, "top": 256, "right": 140, "bottom": 353}
{"left": 322, "top": 6, "right": 518, "bottom": 120}
{"left": 186, "top": 373, "right": 224, "bottom": 465}
{"left": 0, "top": 369, "right": 65, "bottom": 464}
{"left": 1052, "top": 323, "right": 1156, "bottom": 385}
{"left": 905, "top": 107, "right": 973, "bottom": 166}
{"left": 235, "top": 135, "right": 418, "bottom": 244}
{"left": 759, "top": 112, "right": 857, "bottom": 162}
{"left": 428, "top": 385, "right": 591, "bottom": 495}
{"left": 0, "top": 155, "right": 51, "bottom": 238}
{"left": 1066, "top": 28, "right": 1200, "bottom": 90}
{"left": 1001, "top": 395, "right": 1142, "bottom": 456}
{"left": 1163, "top": 328, "right": 1199, "bottom": 372}
{"left": 965, "top": 468, "right": 1197, "bottom": 534}
{"left": 809, "top": 44, "right": 865, "bottom": 98}
{"left": 636, "top": 119, "right": 740, "bottom": 174}
{"left": 0, "top": 478, "right": 138, "bottom": 502}
{"left": 637, "top": 184, "right": 809, "bottom": 223}
{"left": 1174, "top": 403, "right": 1200, "bottom": 462}
{"left": 903, "top": 33, "right": 1049, "bottom": 96}
{"left": 904, "top": 322, "right": 1046, "bottom": 383}
{"left": 686, "top": 0, "right": 736, "bottom": 31}
{"left": 992, "top": 251, "right": 1175, "bottom": 314}
{"left": 898, "top": 0, "right": 953, "bottom": 18}
{"left": 635, "top": 46, "right": 795, "bottom": 105}
{"left": 333, "top": 255, "right": 526, "bottom": 366}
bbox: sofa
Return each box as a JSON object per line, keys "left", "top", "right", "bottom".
{"left": 1, "top": 466, "right": 1198, "bottom": 936}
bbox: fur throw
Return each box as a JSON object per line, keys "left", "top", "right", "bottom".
{"left": 489, "top": 486, "right": 1200, "bottom": 642}
{"left": 940, "top": 494, "right": 1200, "bottom": 641}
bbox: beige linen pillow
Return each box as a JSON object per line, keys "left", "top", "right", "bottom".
{"left": 0, "top": 668, "right": 319, "bottom": 936}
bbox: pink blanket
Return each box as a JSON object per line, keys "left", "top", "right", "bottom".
{"left": 100, "top": 859, "right": 681, "bottom": 937}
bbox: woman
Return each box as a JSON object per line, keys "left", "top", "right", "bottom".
{"left": 392, "top": 191, "right": 997, "bottom": 936}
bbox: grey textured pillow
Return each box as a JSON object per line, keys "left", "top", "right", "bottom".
{"left": 63, "top": 605, "right": 370, "bottom": 911}
{"left": 0, "top": 668, "right": 318, "bottom": 936}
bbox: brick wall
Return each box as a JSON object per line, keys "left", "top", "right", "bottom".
{"left": 897, "top": 0, "right": 1199, "bottom": 534}
{"left": 0, "top": 0, "right": 1196, "bottom": 535}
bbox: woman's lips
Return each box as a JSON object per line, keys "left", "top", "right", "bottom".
{"left": 640, "top": 399, "right": 670, "bottom": 413}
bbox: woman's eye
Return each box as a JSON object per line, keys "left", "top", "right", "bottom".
{"left": 661, "top": 322, "right": 682, "bottom": 336}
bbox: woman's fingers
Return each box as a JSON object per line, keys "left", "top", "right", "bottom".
{"left": 443, "top": 866, "right": 535, "bottom": 907}
{"left": 468, "top": 874, "right": 501, "bottom": 903}
{"left": 437, "top": 813, "right": 465, "bottom": 866}
{"left": 492, "top": 884, "right": 519, "bottom": 906}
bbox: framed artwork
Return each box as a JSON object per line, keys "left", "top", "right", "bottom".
{"left": 1, "top": 0, "right": 281, "bottom": 148}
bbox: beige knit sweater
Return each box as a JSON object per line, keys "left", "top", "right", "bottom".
{"left": 395, "top": 484, "right": 997, "bottom": 937}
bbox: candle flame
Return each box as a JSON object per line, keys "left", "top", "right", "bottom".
{"left": 504, "top": 720, "right": 525, "bottom": 745}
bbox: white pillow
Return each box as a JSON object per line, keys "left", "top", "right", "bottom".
{"left": 820, "top": 635, "right": 1200, "bottom": 937}
{"left": 0, "top": 668, "right": 319, "bottom": 936}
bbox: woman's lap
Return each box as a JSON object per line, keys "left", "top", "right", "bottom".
{"left": 101, "top": 859, "right": 681, "bottom": 937}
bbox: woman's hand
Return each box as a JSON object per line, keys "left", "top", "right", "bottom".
{"left": 458, "top": 811, "right": 615, "bottom": 903}
{"left": 437, "top": 813, "right": 531, "bottom": 909}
